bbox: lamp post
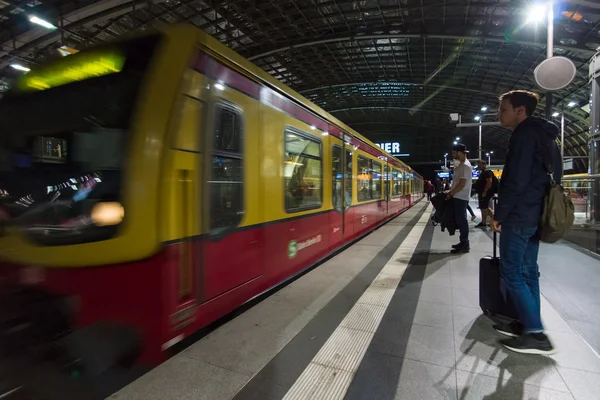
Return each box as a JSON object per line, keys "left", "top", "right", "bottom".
{"left": 486, "top": 151, "right": 493, "bottom": 166}
{"left": 474, "top": 115, "right": 483, "bottom": 160}
{"left": 444, "top": 153, "right": 448, "bottom": 169}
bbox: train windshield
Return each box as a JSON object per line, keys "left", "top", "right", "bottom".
{"left": 0, "top": 34, "right": 161, "bottom": 246}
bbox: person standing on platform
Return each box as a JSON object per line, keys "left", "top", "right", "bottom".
{"left": 474, "top": 160, "right": 497, "bottom": 227}
{"left": 491, "top": 90, "right": 561, "bottom": 355}
{"left": 447, "top": 144, "right": 473, "bottom": 254}
{"left": 425, "top": 180, "right": 434, "bottom": 201}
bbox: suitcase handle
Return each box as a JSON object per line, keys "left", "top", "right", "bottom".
{"left": 492, "top": 196, "right": 498, "bottom": 259}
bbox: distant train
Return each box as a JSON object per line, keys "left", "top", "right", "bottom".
{"left": 0, "top": 24, "right": 423, "bottom": 365}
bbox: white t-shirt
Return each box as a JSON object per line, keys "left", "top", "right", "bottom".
{"left": 451, "top": 159, "right": 473, "bottom": 201}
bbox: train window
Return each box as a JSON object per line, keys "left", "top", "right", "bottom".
{"left": 392, "top": 168, "right": 401, "bottom": 196}
{"left": 209, "top": 103, "right": 244, "bottom": 234}
{"left": 344, "top": 149, "right": 352, "bottom": 207}
{"left": 357, "top": 156, "right": 371, "bottom": 202}
{"left": 332, "top": 145, "right": 343, "bottom": 212}
{"left": 284, "top": 128, "right": 322, "bottom": 212}
{"left": 213, "top": 105, "right": 242, "bottom": 153}
{"left": 372, "top": 161, "right": 382, "bottom": 199}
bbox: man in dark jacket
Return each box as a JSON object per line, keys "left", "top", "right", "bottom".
{"left": 491, "top": 90, "right": 562, "bottom": 355}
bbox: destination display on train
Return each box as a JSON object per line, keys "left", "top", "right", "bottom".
{"left": 16, "top": 51, "right": 125, "bottom": 92}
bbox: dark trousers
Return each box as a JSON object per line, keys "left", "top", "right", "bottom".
{"left": 453, "top": 198, "right": 470, "bottom": 248}
{"left": 466, "top": 204, "right": 475, "bottom": 217}
{"left": 427, "top": 192, "right": 432, "bottom": 201}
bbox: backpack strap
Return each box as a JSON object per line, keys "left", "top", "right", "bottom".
{"left": 540, "top": 134, "right": 556, "bottom": 185}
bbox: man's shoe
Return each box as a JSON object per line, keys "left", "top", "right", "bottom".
{"left": 475, "top": 222, "right": 487, "bottom": 228}
{"left": 494, "top": 320, "right": 524, "bottom": 338}
{"left": 451, "top": 243, "right": 462, "bottom": 249}
{"left": 451, "top": 246, "right": 470, "bottom": 254}
{"left": 500, "top": 333, "right": 556, "bottom": 355}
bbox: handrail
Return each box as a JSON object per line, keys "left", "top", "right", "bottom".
{"left": 561, "top": 174, "right": 600, "bottom": 181}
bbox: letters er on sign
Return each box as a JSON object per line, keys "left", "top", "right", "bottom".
{"left": 375, "top": 142, "right": 400, "bottom": 154}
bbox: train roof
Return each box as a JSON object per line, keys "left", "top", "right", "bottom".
{"left": 184, "top": 24, "right": 419, "bottom": 177}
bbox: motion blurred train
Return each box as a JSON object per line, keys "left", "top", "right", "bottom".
{"left": 0, "top": 24, "right": 423, "bottom": 372}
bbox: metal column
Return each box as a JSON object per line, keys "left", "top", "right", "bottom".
{"left": 589, "top": 51, "right": 600, "bottom": 224}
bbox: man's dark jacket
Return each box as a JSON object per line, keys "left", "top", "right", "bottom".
{"left": 431, "top": 193, "right": 457, "bottom": 235}
{"left": 495, "top": 117, "right": 563, "bottom": 228}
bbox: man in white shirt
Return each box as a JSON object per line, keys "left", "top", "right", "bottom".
{"left": 447, "top": 143, "right": 473, "bottom": 254}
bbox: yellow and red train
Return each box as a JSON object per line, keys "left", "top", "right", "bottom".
{"left": 0, "top": 24, "right": 423, "bottom": 364}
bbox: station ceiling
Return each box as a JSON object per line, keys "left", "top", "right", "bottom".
{"left": 0, "top": 0, "right": 598, "bottom": 167}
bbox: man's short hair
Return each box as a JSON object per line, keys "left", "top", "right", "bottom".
{"left": 478, "top": 159, "right": 487, "bottom": 166}
{"left": 499, "top": 90, "right": 540, "bottom": 117}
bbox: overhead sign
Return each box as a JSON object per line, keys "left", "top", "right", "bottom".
{"left": 375, "top": 142, "right": 400, "bottom": 154}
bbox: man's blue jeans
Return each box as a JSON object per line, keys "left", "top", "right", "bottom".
{"left": 499, "top": 226, "right": 543, "bottom": 333}
{"left": 453, "top": 198, "right": 469, "bottom": 248}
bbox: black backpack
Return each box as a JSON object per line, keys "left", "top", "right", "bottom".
{"left": 490, "top": 173, "right": 499, "bottom": 195}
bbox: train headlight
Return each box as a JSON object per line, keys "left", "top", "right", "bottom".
{"left": 91, "top": 202, "right": 124, "bottom": 226}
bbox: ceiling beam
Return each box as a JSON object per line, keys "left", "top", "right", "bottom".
{"left": 299, "top": 81, "right": 499, "bottom": 97}
{"left": 0, "top": 0, "right": 168, "bottom": 69}
{"left": 329, "top": 106, "right": 450, "bottom": 115}
{"left": 247, "top": 33, "right": 595, "bottom": 61}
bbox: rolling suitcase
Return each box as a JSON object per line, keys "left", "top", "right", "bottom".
{"left": 479, "top": 211, "right": 518, "bottom": 320}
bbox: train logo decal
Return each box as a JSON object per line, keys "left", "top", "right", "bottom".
{"left": 288, "top": 235, "right": 322, "bottom": 259}
{"left": 288, "top": 240, "right": 298, "bottom": 259}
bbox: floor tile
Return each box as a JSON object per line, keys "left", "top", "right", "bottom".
{"left": 452, "top": 287, "right": 481, "bottom": 309}
{"left": 110, "top": 356, "right": 248, "bottom": 400}
{"left": 557, "top": 367, "right": 600, "bottom": 400}
{"left": 454, "top": 315, "right": 570, "bottom": 393}
{"left": 421, "top": 273, "right": 453, "bottom": 288}
{"left": 344, "top": 351, "right": 408, "bottom": 400}
{"left": 394, "top": 359, "right": 457, "bottom": 400}
{"left": 405, "top": 324, "right": 456, "bottom": 368}
{"left": 418, "top": 284, "right": 453, "bottom": 305}
{"left": 450, "top": 273, "right": 479, "bottom": 291}
{"left": 455, "top": 370, "right": 574, "bottom": 400}
{"left": 547, "top": 330, "right": 600, "bottom": 374}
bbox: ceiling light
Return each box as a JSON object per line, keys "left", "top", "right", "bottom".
{"left": 481, "top": 106, "right": 488, "bottom": 112}
{"left": 453, "top": 141, "right": 458, "bottom": 145}
{"left": 455, "top": 137, "right": 460, "bottom": 141}
{"left": 474, "top": 115, "right": 481, "bottom": 121}
{"left": 526, "top": 4, "right": 547, "bottom": 24}
{"left": 10, "top": 64, "right": 30, "bottom": 72}
{"left": 568, "top": 101, "right": 577, "bottom": 107}
{"left": 552, "top": 112, "right": 560, "bottom": 117}
{"left": 29, "top": 16, "right": 56, "bottom": 29}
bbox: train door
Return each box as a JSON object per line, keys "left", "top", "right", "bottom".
{"left": 384, "top": 164, "right": 390, "bottom": 216}
{"left": 330, "top": 139, "right": 344, "bottom": 249}
{"left": 343, "top": 146, "right": 354, "bottom": 240}
{"left": 199, "top": 83, "right": 262, "bottom": 303}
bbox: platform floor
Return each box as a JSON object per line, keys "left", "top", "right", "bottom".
{"left": 111, "top": 201, "right": 600, "bottom": 400}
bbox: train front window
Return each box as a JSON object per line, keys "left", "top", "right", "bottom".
{"left": 0, "top": 35, "right": 161, "bottom": 246}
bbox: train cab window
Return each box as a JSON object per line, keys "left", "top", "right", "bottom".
{"left": 284, "top": 129, "right": 322, "bottom": 212}
{"left": 344, "top": 149, "right": 352, "bottom": 207}
{"left": 209, "top": 103, "right": 244, "bottom": 234}
{"left": 357, "top": 156, "right": 371, "bottom": 202}
{"left": 332, "top": 145, "right": 343, "bottom": 212}
{"left": 372, "top": 161, "right": 382, "bottom": 199}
